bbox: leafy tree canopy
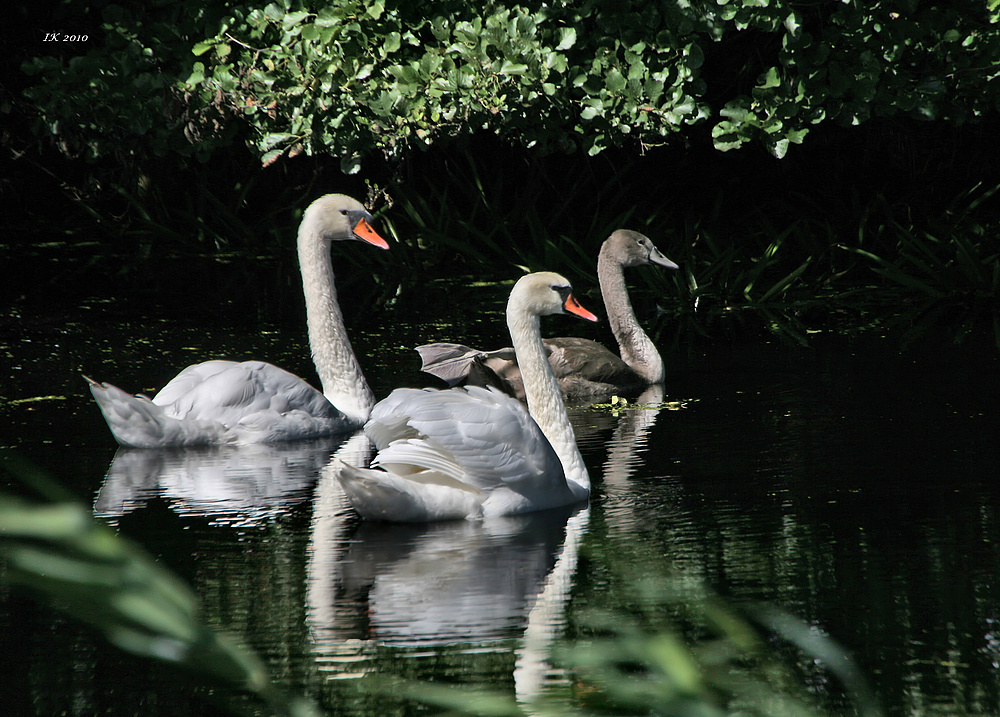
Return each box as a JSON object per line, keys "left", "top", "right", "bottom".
{"left": 20, "top": 0, "right": 1000, "bottom": 170}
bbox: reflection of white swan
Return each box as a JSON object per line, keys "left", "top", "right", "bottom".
{"left": 514, "top": 506, "right": 590, "bottom": 702}
{"left": 306, "top": 503, "right": 582, "bottom": 662}
{"left": 515, "top": 388, "right": 663, "bottom": 707}
{"left": 306, "top": 443, "right": 591, "bottom": 679}
{"left": 87, "top": 194, "right": 388, "bottom": 447}
{"left": 335, "top": 273, "right": 595, "bottom": 522}
{"left": 93, "top": 436, "right": 346, "bottom": 527}
{"left": 418, "top": 231, "right": 677, "bottom": 403}
{"left": 305, "top": 429, "right": 373, "bottom": 663}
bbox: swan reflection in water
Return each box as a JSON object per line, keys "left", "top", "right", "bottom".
{"left": 307, "top": 498, "right": 585, "bottom": 648}
{"left": 308, "top": 461, "right": 592, "bottom": 693}
{"left": 305, "top": 385, "right": 667, "bottom": 702}
{"left": 90, "top": 383, "right": 666, "bottom": 703}
{"left": 513, "top": 385, "right": 667, "bottom": 702}
{"left": 597, "top": 384, "right": 667, "bottom": 490}
{"left": 93, "top": 433, "right": 361, "bottom": 527}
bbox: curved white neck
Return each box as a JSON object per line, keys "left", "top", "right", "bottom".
{"left": 298, "top": 224, "right": 375, "bottom": 425}
{"left": 597, "top": 248, "right": 664, "bottom": 384}
{"left": 507, "top": 303, "right": 589, "bottom": 496}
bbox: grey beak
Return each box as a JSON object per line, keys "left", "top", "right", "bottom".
{"left": 649, "top": 246, "right": 679, "bottom": 270}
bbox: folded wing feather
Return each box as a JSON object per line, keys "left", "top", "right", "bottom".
{"left": 364, "top": 386, "right": 565, "bottom": 493}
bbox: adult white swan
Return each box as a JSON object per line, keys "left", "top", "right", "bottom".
{"left": 87, "top": 193, "right": 388, "bottom": 447}
{"left": 417, "top": 230, "right": 677, "bottom": 403}
{"left": 335, "top": 272, "right": 596, "bottom": 522}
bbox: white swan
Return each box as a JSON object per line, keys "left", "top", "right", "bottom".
{"left": 87, "top": 194, "right": 388, "bottom": 447}
{"left": 334, "top": 272, "right": 596, "bottom": 522}
{"left": 417, "top": 230, "right": 677, "bottom": 404}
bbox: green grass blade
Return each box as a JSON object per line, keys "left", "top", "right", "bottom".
{"left": 848, "top": 247, "right": 946, "bottom": 298}
{"left": 758, "top": 256, "right": 813, "bottom": 303}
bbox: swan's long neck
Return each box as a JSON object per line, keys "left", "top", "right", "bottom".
{"left": 598, "top": 248, "right": 664, "bottom": 384}
{"left": 507, "top": 301, "right": 589, "bottom": 496}
{"left": 298, "top": 223, "right": 375, "bottom": 425}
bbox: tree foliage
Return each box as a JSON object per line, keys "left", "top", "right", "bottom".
{"left": 19, "top": 0, "right": 1000, "bottom": 168}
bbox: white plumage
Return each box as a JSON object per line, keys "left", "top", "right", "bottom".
{"left": 335, "top": 272, "right": 596, "bottom": 522}
{"left": 87, "top": 193, "right": 388, "bottom": 447}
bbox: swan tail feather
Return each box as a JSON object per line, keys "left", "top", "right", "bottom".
{"left": 86, "top": 377, "right": 229, "bottom": 448}
{"left": 372, "top": 439, "right": 467, "bottom": 483}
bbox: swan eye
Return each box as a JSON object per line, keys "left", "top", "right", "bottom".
{"left": 553, "top": 285, "right": 574, "bottom": 306}
{"left": 343, "top": 209, "right": 375, "bottom": 229}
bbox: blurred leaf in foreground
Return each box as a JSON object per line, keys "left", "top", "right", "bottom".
{"left": 0, "top": 450, "right": 322, "bottom": 717}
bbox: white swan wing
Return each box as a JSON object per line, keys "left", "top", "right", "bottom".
{"left": 155, "top": 361, "right": 337, "bottom": 419}
{"left": 92, "top": 359, "right": 351, "bottom": 445}
{"left": 150, "top": 360, "right": 237, "bottom": 407}
{"left": 365, "top": 386, "right": 565, "bottom": 493}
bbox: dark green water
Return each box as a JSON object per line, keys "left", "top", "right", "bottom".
{"left": 2, "top": 275, "right": 999, "bottom": 716}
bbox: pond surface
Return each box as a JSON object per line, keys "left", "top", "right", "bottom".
{"left": 2, "top": 275, "right": 1000, "bottom": 717}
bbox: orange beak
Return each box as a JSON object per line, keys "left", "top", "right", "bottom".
{"left": 353, "top": 217, "right": 390, "bottom": 250}
{"left": 563, "top": 293, "right": 598, "bottom": 322}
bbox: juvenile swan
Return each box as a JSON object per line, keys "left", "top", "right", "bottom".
{"left": 335, "top": 272, "right": 596, "bottom": 522}
{"left": 417, "top": 230, "right": 677, "bottom": 403}
{"left": 87, "top": 194, "right": 388, "bottom": 447}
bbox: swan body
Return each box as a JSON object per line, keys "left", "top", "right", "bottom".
{"left": 335, "top": 272, "right": 596, "bottom": 522}
{"left": 417, "top": 230, "right": 677, "bottom": 403}
{"left": 88, "top": 194, "right": 388, "bottom": 447}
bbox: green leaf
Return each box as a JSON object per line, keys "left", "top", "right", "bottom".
{"left": 759, "top": 66, "right": 781, "bottom": 89}
{"left": 784, "top": 11, "right": 802, "bottom": 37}
{"left": 556, "top": 27, "right": 577, "bottom": 50}
{"left": 683, "top": 42, "right": 704, "bottom": 71}
{"left": 282, "top": 10, "right": 310, "bottom": 28}
{"left": 261, "top": 132, "right": 294, "bottom": 150}
{"left": 787, "top": 128, "right": 808, "bottom": 144}
{"left": 384, "top": 31, "right": 401, "bottom": 53}
{"left": 261, "top": 149, "right": 283, "bottom": 166}
{"left": 499, "top": 60, "right": 528, "bottom": 75}
{"left": 0, "top": 502, "right": 90, "bottom": 539}
{"left": 191, "top": 41, "right": 213, "bottom": 57}
{"left": 719, "top": 102, "right": 750, "bottom": 122}
{"left": 606, "top": 67, "right": 626, "bottom": 92}
{"left": 545, "top": 52, "right": 567, "bottom": 72}
{"left": 0, "top": 490, "right": 322, "bottom": 716}
{"left": 647, "top": 634, "right": 704, "bottom": 695}
{"left": 184, "top": 62, "right": 205, "bottom": 85}
{"left": 711, "top": 121, "right": 745, "bottom": 151}
{"left": 315, "top": 6, "right": 343, "bottom": 28}
{"left": 263, "top": 3, "right": 284, "bottom": 21}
